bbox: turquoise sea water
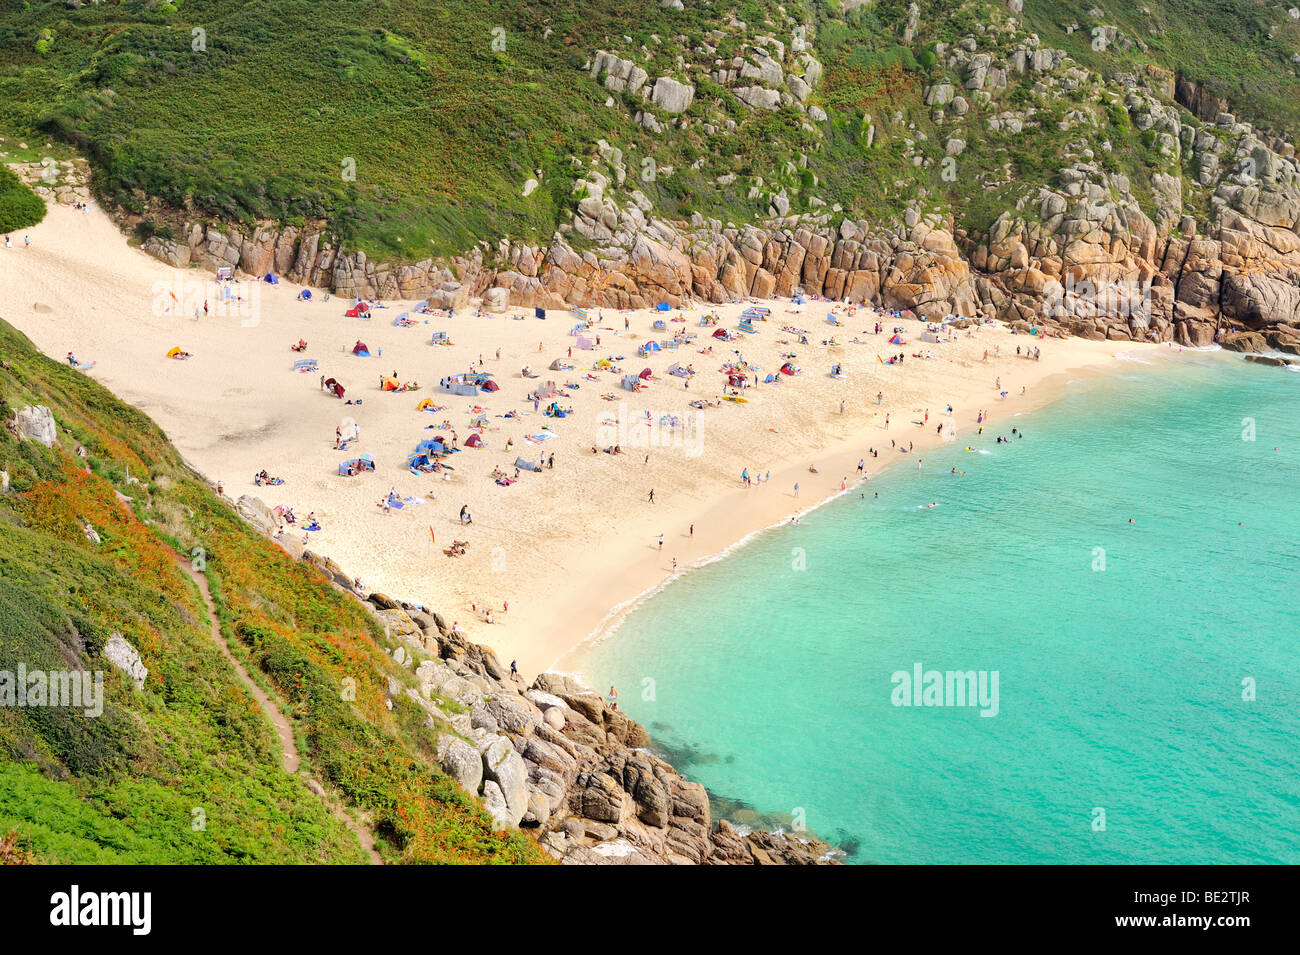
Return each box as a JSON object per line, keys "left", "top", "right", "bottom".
{"left": 571, "top": 350, "right": 1300, "bottom": 864}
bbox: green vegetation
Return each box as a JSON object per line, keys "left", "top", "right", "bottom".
{"left": 0, "top": 168, "right": 44, "bottom": 234}
{"left": 0, "top": 318, "right": 548, "bottom": 864}
{"left": 0, "top": 0, "right": 1297, "bottom": 255}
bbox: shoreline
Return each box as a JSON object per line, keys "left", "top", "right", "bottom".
{"left": 547, "top": 352, "right": 1160, "bottom": 675}
{"left": 1, "top": 201, "right": 1158, "bottom": 680}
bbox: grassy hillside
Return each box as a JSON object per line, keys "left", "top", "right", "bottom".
{"left": 0, "top": 317, "right": 548, "bottom": 863}
{"left": 1, "top": 1, "right": 1298, "bottom": 254}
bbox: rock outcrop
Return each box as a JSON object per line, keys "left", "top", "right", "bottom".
{"left": 13, "top": 405, "right": 58, "bottom": 447}
{"left": 348, "top": 588, "right": 839, "bottom": 865}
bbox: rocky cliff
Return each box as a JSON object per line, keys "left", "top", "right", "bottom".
{"left": 289, "top": 549, "right": 837, "bottom": 865}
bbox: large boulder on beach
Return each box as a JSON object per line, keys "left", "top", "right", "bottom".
{"left": 234, "top": 495, "right": 277, "bottom": 535}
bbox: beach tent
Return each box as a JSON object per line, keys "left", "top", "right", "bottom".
{"left": 920, "top": 332, "right": 940, "bottom": 343}
{"left": 570, "top": 307, "right": 589, "bottom": 322}
{"left": 352, "top": 341, "right": 370, "bottom": 357}
{"left": 264, "top": 273, "right": 279, "bottom": 285}
{"left": 534, "top": 307, "right": 546, "bottom": 320}
{"left": 338, "top": 453, "right": 375, "bottom": 475}
{"left": 639, "top": 367, "right": 653, "bottom": 380}
{"left": 652, "top": 320, "right": 667, "bottom": 331}
{"left": 516, "top": 457, "right": 542, "bottom": 473}
{"left": 640, "top": 341, "right": 661, "bottom": 354}
{"left": 741, "top": 307, "right": 770, "bottom": 321}
{"left": 407, "top": 452, "right": 433, "bottom": 471}
{"left": 481, "top": 379, "right": 499, "bottom": 392}
{"left": 739, "top": 319, "right": 756, "bottom": 333}
{"left": 655, "top": 302, "right": 672, "bottom": 311}
{"left": 324, "top": 377, "right": 345, "bottom": 398}
{"left": 417, "top": 398, "right": 438, "bottom": 411}
{"left": 712, "top": 328, "right": 733, "bottom": 341}
{"left": 464, "top": 433, "right": 483, "bottom": 448}
{"left": 828, "top": 313, "right": 842, "bottom": 325}
{"left": 469, "top": 412, "right": 489, "bottom": 428}
{"left": 620, "top": 374, "right": 642, "bottom": 391}
{"left": 293, "top": 359, "right": 318, "bottom": 373}
{"left": 780, "top": 362, "right": 800, "bottom": 376}
{"left": 382, "top": 376, "right": 401, "bottom": 391}
{"left": 576, "top": 334, "right": 594, "bottom": 350}
{"left": 298, "top": 289, "right": 312, "bottom": 301}
{"left": 166, "top": 346, "right": 184, "bottom": 358}
{"left": 667, "top": 362, "right": 683, "bottom": 376}
{"left": 430, "top": 330, "right": 449, "bottom": 345}
{"left": 794, "top": 294, "right": 805, "bottom": 304}
{"left": 888, "top": 334, "right": 905, "bottom": 345}
{"left": 548, "top": 358, "right": 570, "bottom": 371}
{"left": 417, "top": 437, "right": 448, "bottom": 455}
{"left": 570, "top": 323, "right": 586, "bottom": 336}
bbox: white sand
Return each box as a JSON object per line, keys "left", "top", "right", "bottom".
{"left": 1, "top": 203, "right": 1151, "bottom": 675}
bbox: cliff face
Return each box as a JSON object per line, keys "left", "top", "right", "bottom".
{"left": 136, "top": 177, "right": 1300, "bottom": 356}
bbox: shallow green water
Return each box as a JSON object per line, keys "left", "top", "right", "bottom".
{"left": 572, "top": 350, "right": 1300, "bottom": 863}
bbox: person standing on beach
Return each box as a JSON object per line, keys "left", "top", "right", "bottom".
{"left": 689, "top": 523, "right": 694, "bottom": 538}
{"left": 658, "top": 534, "right": 663, "bottom": 551}
{"left": 885, "top": 414, "right": 890, "bottom": 430}
{"left": 510, "top": 660, "right": 519, "bottom": 681}
{"left": 857, "top": 459, "right": 865, "bottom": 475}
{"left": 648, "top": 489, "right": 655, "bottom": 503}
{"left": 793, "top": 482, "right": 800, "bottom": 498}
{"left": 840, "top": 399, "right": 846, "bottom": 414}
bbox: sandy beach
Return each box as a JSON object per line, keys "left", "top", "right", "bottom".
{"left": 1, "top": 203, "right": 1151, "bottom": 675}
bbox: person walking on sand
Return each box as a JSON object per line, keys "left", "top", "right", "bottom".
{"left": 658, "top": 534, "right": 663, "bottom": 552}
{"left": 648, "top": 489, "right": 655, "bottom": 503}
{"left": 510, "top": 659, "right": 519, "bottom": 681}
{"left": 689, "top": 523, "right": 694, "bottom": 538}
{"left": 858, "top": 458, "right": 865, "bottom": 475}
{"left": 885, "top": 414, "right": 890, "bottom": 430}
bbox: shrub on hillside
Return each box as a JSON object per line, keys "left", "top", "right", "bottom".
{"left": 0, "top": 169, "right": 46, "bottom": 234}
